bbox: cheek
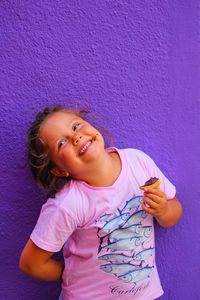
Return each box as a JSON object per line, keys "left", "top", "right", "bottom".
{"left": 53, "top": 147, "right": 73, "bottom": 167}
{"left": 96, "top": 132, "right": 104, "bottom": 145}
{"left": 82, "top": 125, "right": 103, "bottom": 141}
{"left": 83, "top": 124, "right": 96, "bottom": 133}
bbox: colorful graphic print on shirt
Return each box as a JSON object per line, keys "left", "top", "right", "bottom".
{"left": 96, "top": 195, "right": 154, "bottom": 285}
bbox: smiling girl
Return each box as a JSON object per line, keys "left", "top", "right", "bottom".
{"left": 19, "top": 106, "right": 182, "bottom": 300}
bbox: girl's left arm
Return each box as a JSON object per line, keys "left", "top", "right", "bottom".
{"left": 142, "top": 188, "right": 183, "bottom": 228}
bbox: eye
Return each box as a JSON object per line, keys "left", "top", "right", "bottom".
{"left": 73, "top": 123, "right": 80, "bottom": 131}
{"left": 58, "top": 139, "right": 67, "bottom": 149}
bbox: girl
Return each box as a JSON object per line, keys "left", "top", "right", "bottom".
{"left": 19, "top": 105, "right": 182, "bottom": 300}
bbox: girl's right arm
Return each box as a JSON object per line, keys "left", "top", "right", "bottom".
{"left": 19, "top": 239, "right": 64, "bottom": 281}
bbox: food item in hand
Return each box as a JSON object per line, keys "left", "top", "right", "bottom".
{"left": 140, "top": 177, "right": 162, "bottom": 190}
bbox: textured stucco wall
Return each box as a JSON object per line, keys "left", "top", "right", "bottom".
{"left": 0, "top": 1, "right": 199, "bottom": 299}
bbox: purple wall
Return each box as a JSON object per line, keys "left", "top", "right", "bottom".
{"left": 0, "top": 1, "right": 199, "bottom": 299}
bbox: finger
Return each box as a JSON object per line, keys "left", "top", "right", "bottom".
{"left": 143, "top": 194, "right": 163, "bottom": 204}
{"left": 142, "top": 202, "right": 155, "bottom": 215}
{"left": 143, "top": 197, "right": 159, "bottom": 209}
{"left": 144, "top": 187, "right": 163, "bottom": 197}
{"left": 144, "top": 189, "right": 165, "bottom": 200}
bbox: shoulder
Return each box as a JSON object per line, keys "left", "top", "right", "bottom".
{"left": 119, "top": 148, "right": 176, "bottom": 199}
{"left": 44, "top": 180, "right": 92, "bottom": 226}
{"left": 118, "top": 148, "right": 159, "bottom": 175}
{"left": 119, "top": 148, "right": 153, "bottom": 163}
{"left": 39, "top": 181, "right": 85, "bottom": 220}
{"left": 31, "top": 181, "right": 88, "bottom": 247}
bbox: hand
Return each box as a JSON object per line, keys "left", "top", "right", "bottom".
{"left": 142, "top": 188, "right": 168, "bottom": 218}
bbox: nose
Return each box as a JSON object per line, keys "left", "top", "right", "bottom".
{"left": 72, "top": 133, "right": 82, "bottom": 145}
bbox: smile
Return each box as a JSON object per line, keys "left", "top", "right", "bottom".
{"left": 79, "top": 140, "right": 92, "bottom": 155}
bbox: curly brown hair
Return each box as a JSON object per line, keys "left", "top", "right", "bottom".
{"left": 27, "top": 105, "right": 90, "bottom": 198}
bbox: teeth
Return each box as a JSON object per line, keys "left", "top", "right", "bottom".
{"left": 80, "top": 141, "right": 91, "bottom": 154}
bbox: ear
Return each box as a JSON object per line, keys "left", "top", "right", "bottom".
{"left": 50, "top": 168, "right": 69, "bottom": 177}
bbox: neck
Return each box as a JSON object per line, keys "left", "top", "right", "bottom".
{"left": 79, "top": 150, "right": 121, "bottom": 187}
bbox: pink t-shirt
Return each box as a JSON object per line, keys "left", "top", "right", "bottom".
{"left": 30, "top": 148, "right": 176, "bottom": 300}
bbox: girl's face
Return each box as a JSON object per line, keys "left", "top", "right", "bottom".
{"left": 40, "top": 111, "right": 105, "bottom": 180}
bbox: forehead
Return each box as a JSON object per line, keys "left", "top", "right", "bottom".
{"left": 39, "top": 111, "right": 82, "bottom": 139}
{"left": 42, "top": 111, "right": 81, "bottom": 128}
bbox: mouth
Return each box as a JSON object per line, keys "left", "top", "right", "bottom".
{"left": 79, "top": 140, "right": 92, "bottom": 156}
{"left": 78, "top": 137, "right": 94, "bottom": 156}
{"left": 79, "top": 134, "right": 98, "bottom": 156}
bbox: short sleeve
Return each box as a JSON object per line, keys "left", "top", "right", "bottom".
{"left": 30, "top": 199, "right": 77, "bottom": 252}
